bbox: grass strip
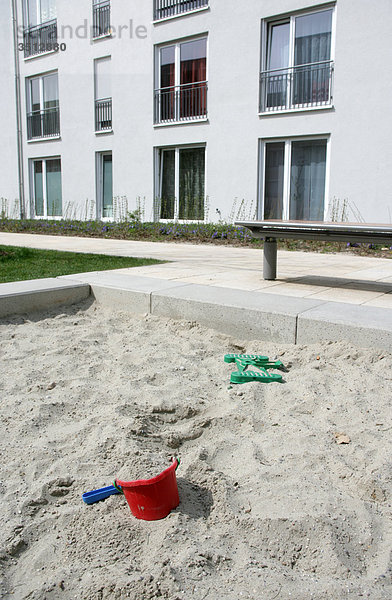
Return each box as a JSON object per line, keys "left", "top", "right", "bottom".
{"left": 0, "top": 245, "right": 164, "bottom": 283}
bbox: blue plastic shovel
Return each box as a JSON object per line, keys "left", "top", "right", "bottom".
{"left": 82, "top": 484, "right": 122, "bottom": 505}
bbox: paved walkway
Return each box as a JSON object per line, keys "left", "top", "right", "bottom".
{"left": 1, "top": 232, "right": 392, "bottom": 308}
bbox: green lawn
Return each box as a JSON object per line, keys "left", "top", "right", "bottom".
{"left": 0, "top": 245, "right": 164, "bottom": 283}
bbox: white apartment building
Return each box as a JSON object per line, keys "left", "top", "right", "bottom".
{"left": 1, "top": 0, "right": 392, "bottom": 223}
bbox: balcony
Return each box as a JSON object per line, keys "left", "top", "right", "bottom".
{"left": 154, "top": 0, "right": 208, "bottom": 21}
{"left": 95, "top": 98, "right": 112, "bottom": 132}
{"left": 154, "top": 82, "right": 208, "bottom": 125}
{"left": 93, "top": 0, "right": 111, "bottom": 38}
{"left": 23, "top": 19, "right": 57, "bottom": 58}
{"left": 27, "top": 107, "right": 60, "bottom": 140}
{"left": 260, "top": 60, "right": 334, "bottom": 113}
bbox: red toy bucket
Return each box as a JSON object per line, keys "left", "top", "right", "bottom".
{"left": 115, "top": 458, "right": 180, "bottom": 521}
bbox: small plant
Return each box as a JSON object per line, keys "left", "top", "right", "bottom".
{"left": 329, "top": 197, "right": 348, "bottom": 222}
{"left": 127, "top": 208, "right": 143, "bottom": 223}
{"left": 1, "top": 198, "right": 9, "bottom": 220}
{"left": 228, "top": 197, "right": 238, "bottom": 224}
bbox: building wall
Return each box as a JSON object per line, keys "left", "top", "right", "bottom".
{"left": 5, "top": 0, "right": 392, "bottom": 222}
{"left": 0, "top": 2, "right": 20, "bottom": 217}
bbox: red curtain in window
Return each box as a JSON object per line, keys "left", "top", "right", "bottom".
{"left": 180, "top": 40, "right": 207, "bottom": 118}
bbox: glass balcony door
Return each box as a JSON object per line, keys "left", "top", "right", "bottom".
{"left": 261, "top": 8, "right": 333, "bottom": 112}
{"left": 158, "top": 147, "right": 205, "bottom": 221}
{"left": 33, "top": 158, "right": 62, "bottom": 218}
{"left": 293, "top": 11, "right": 333, "bottom": 106}
{"left": 262, "top": 139, "right": 327, "bottom": 222}
{"left": 28, "top": 73, "right": 59, "bottom": 139}
{"left": 97, "top": 153, "right": 113, "bottom": 219}
{"left": 156, "top": 38, "right": 207, "bottom": 124}
{"left": 266, "top": 22, "right": 290, "bottom": 109}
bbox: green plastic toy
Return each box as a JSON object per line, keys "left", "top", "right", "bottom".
{"left": 225, "top": 353, "right": 285, "bottom": 384}
{"left": 230, "top": 369, "right": 282, "bottom": 384}
{"left": 235, "top": 358, "right": 284, "bottom": 372}
{"left": 224, "top": 353, "right": 269, "bottom": 363}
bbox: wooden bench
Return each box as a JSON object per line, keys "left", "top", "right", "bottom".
{"left": 235, "top": 220, "right": 392, "bottom": 280}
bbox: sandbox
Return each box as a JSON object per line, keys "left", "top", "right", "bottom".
{"left": 0, "top": 301, "right": 391, "bottom": 599}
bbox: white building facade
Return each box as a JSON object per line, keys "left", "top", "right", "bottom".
{"left": 1, "top": 0, "right": 392, "bottom": 223}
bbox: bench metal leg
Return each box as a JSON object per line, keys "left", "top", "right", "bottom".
{"left": 263, "top": 238, "right": 277, "bottom": 280}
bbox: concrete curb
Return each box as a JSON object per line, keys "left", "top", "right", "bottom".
{"left": 0, "top": 278, "right": 90, "bottom": 318}
{"left": 151, "top": 284, "right": 322, "bottom": 344}
{"left": 296, "top": 303, "right": 392, "bottom": 352}
{"left": 1, "top": 274, "right": 392, "bottom": 352}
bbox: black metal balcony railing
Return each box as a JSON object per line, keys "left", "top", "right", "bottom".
{"left": 154, "top": 0, "right": 208, "bottom": 20}
{"left": 23, "top": 19, "right": 57, "bottom": 58}
{"left": 93, "top": 1, "right": 111, "bottom": 38}
{"left": 260, "top": 60, "right": 334, "bottom": 112}
{"left": 154, "top": 82, "right": 208, "bottom": 124}
{"left": 95, "top": 98, "right": 112, "bottom": 131}
{"left": 27, "top": 107, "right": 60, "bottom": 140}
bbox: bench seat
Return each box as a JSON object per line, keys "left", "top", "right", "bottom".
{"left": 235, "top": 220, "right": 392, "bottom": 280}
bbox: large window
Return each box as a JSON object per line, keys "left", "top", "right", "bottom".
{"left": 154, "top": 38, "right": 207, "bottom": 124}
{"left": 154, "top": 0, "right": 209, "bottom": 21}
{"left": 260, "top": 8, "right": 334, "bottom": 112}
{"left": 96, "top": 152, "right": 113, "bottom": 218}
{"left": 157, "top": 146, "right": 205, "bottom": 221}
{"left": 94, "top": 57, "right": 112, "bottom": 132}
{"left": 27, "top": 72, "right": 60, "bottom": 140}
{"left": 23, "top": 0, "right": 57, "bottom": 58}
{"left": 32, "top": 158, "right": 62, "bottom": 217}
{"left": 261, "top": 139, "right": 328, "bottom": 221}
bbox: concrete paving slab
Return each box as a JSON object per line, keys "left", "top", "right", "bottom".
{"left": 174, "top": 272, "right": 282, "bottom": 291}
{"left": 297, "top": 303, "right": 392, "bottom": 351}
{"left": 151, "top": 284, "right": 323, "bottom": 344}
{"left": 59, "top": 271, "right": 188, "bottom": 292}
{"left": 305, "top": 287, "right": 385, "bottom": 305}
{"left": 256, "top": 282, "right": 331, "bottom": 298}
{"left": 342, "top": 267, "right": 392, "bottom": 280}
{"left": 0, "top": 278, "right": 90, "bottom": 318}
{"left": 362, "top": 294, "right": 392, "bottom": 309}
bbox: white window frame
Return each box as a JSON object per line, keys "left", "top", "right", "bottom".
{"left": 260, "top": 4, "right": 336, "bottom": 115}
{"left": 23, "top": 0, "right": 57, "bottom": 28}
{"left": 96, "top": 151, "right": 113, "bottom": 220}
{"left": 27, "top": 71, "right": 58, "bottom": 114}
{"left": 156, "top": 36, "right": 208, "bottom": 92}
{"left": 155, "top": 144, "right": 207, "bottom": 223}
{"left": 258, "top": 136, "right": 331, "bottom": 221}
{"left": 26, "top": 71, "right": 60, "bottom": 140}
{"left": 30, "top": 156, "right": 62, "bottom": 219}
{"left": 154, "top": 35, "right": 209, "bottom": 125}
{"left": 94, "top": 56, "right": 113, "bottom": 133}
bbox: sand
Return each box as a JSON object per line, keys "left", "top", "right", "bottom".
{"left": 0, "top": 300, "right": 391, "bottom": 600}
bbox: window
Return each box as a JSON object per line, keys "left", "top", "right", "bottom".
{"left": 157, "top": 146, "right": 205, "bottom": 220}
{"left": 27, "top": 72, "right": 60, "bottom": 140}
{"left": 96, "top": 153, "right": 113, "bottom": 218}
{"left": 261, "top": 139, "right": 328, "bottom": 221}
{"left": 23, "top": 0, "right": 57, "bottom": 58}
{"left": 32, "top": 158, "right": 62, "bottom": 217}
{"left": 94, "top": 57, "right": 112, "bottom": 132}
{"left": 154, "top": 0, "right": 209, "bottom": 21}
{"left": 154, "top": 38, "right": 207, "bottom": 124}
{"left": 260, "top": 8, "right": 334, "bottom": 112}
{"left": 93, "top": 0, "right": 111, "bottom": 38}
